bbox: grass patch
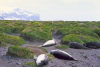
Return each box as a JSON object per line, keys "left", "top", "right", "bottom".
{"left": 47, "top": 54, "right": 55, "bottom": 61}
{"left": 0, "top": 33, "right": 26, "bottom": 46}
{"left": 62, "top": 34, "right": 100, "bottom": 44}
{"left": 39, "top": 47, "right": 48, "bottom": 53}
{"left": 97, "top": 56, "right": 100, "bottom": 59}
{"left": 0, "top": 42, "right": 7, "bottom": 47}
{"left": 7, "top": 46, "right": 33, "bottom": 58}
{"left": 92, "top": 28, "right": 100, "bottom": 37}
{"left": 0, "top": 20, "right": 100, "bottom": 43}
{"left": 21, "top": 27, "right": 52, "bottom": 41}
{"left": 23, "top": 62, "right": 36, "bottom": 67}
{"left": 62, "top": 34, "right": 83, "bottom": 44}
{"left": 55, "top": 45, "right": 69, "bottom": 49}
{"left": 78, "top": 35, "right": 100, "bottom": 43}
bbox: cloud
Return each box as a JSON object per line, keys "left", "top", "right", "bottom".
{"left": 0, "top": 0, "right": 100, "bottom": 20}
{"left": 0, "top": 8, "right": 40, "bottom": 20}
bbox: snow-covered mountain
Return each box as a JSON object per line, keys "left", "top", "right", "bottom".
{"left": 0, "top": 8, "right": 40, "bottom": 21}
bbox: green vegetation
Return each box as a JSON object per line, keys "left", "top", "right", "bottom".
{"left": 0, "top": 33, "right": 25, "bottom": 46}
{"left": 55, "top": 45, "right": 69, "bottom": 49}
{"left": 0, "top": 20, "right": 100, "bottom": 44}
{"left": 47, "top": 54, "right": 55, "bottom": 60}
{"left": 92, "top": 28, "right": 100, "bottom": 37}
{"left": 0, "top": 42, "right": 7, "bottom": 47}
{"left": 62, "top": 34, "right": 100, "bottom": 44}
{"left": 26, "top": 45, "right": 48, "bottom": 55}
{"left": 23, "top": 62, "right": 36, "bottom": 67}
{"left": 39, "top": 47, "right": 48, "bottom": 52}
{"left": 21, "top": 27, "right": 52, "bottom": 41}
{"left": 62, "top": 34, "right": 84, "bottom": 44}
{"left": 7, "top": 46, "right": 33, "bottom": 58}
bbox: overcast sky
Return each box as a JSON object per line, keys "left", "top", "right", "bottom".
{"left": 0, "top": 0, "right": 100, "bottom": 21}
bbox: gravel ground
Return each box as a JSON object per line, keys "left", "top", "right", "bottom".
{"left": 45, "top": 48, "right": 100, "bottom": 67}
{"left": 0, "top": 42, "right": 100, "bottom": 67}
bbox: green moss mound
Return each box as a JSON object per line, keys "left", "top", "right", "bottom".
{"left": 7, "top": 46, "right": 33, "bottom": 58}
{"left": 62, "top": 34, "right": 100, "bottom": 44}
{"left": 58, "top": 27, "right": 99, "bottom": 37}
{"left": 21, "top": 27, "right": 52, "bottom": 41}
{"left": 0, "top": 20, "right": 100, "bottom": 43}
{"left": 0, "top": 33, "right": 26, "bottom": 46}
{"left": 62, "top": 34, "right": 83, "bottom": 44}
{"left": 78, "top": 35, "right": 100, "bottom": 43}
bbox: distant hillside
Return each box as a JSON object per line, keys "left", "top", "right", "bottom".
{"left": 0, "top": 8, "right": 40, "bottom": 21}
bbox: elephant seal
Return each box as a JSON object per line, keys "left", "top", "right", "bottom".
{"left": 50, "top": 49, "right": 77, "bottom": 60}
{"left": 41, "top": 39, "right": 56, "bottom": 47}
{"left": 83, "top": 42, "right": 100, "bottom": 49}
{"left": 69, "top": 42, "right": 87, "bottom": 49}
{"left": 34, "top": 54, "right": 48, "bottom": 67}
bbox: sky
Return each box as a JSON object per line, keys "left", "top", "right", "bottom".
{"left": 0, "top": 0, "right": 100, "bottom": 21}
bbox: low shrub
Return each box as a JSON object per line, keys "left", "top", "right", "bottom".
{"left": 7, "top": 46, "right": 33, "bottom": 58}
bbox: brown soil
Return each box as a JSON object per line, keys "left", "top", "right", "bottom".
{"left": 26, "top": 45, "right": 47, "bottom": 55}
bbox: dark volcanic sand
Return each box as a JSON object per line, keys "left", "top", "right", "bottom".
{"left": 0, "top": 41, "right": 100, "bottom": 67}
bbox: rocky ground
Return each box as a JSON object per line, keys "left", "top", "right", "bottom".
{"left": 0, "top": 41, "right": 100, "bottom": 67}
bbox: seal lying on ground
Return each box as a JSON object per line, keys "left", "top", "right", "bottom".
{"left": 34, "top": 54, "right": 48, "bottom": 67}
{"left": 41, "top": 39, "right": 56, "bottom": 47}
{"left": 83, "top": 42, "right": 100, "bottom": 49}
{"left": 69, "top": 42, "right": 87, "bottom": 49}
{"left": 50, "top": 49, "right": 77, "bottom": 60}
